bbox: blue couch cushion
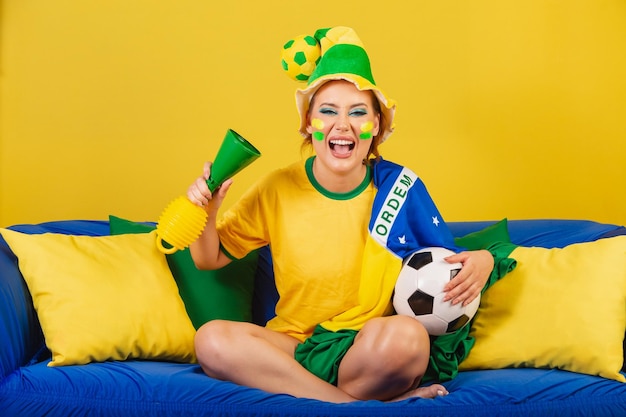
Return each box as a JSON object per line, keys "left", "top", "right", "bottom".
{"left": 448, "top": 219, "right": 626, "bottom": 248}
{"left": 2, "top": 359, "right": 626, "bottom": 417}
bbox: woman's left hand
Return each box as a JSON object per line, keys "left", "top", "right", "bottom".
{"left": 442, "top": 250, "right": 494, "bottom": 306}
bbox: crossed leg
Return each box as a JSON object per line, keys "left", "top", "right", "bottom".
{"left": 337, "top": 315, "right": 445, "bottom": 401}
{"left": 194, "top": 316, "right": 447, "bottom": 403}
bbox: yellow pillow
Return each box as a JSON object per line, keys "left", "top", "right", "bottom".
{"left": 460, "top": 236, "right": 626, "bottom": 382}
{"left": 0, "top": 228, "right": 196, "bottom": 367}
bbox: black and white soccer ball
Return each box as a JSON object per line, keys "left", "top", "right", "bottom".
{"left": 393, "top": 247, "right": 480, "bottom": 336}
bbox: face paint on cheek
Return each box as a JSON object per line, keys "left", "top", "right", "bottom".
{"left": 359, "top": 121, "right": 374, "bottom": 140}
{"left": 311, "top": 118, "right": 325, "bottom": 141}
{"left": 311, "top": 118, "right": 325, "bottom": 130}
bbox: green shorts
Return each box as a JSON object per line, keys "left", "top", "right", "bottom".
{"left": 294, "top": 325, "right": 358, "bottom": 386}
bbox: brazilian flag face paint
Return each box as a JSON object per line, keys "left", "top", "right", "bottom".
{"left": 311, "top": 117, "right": 374, "bottom": 141}
{"left": 359, "top": 121, "right": 373, "bottom": 140}
{"left": 311, "top": 118, "right": 325, "bottom": 141}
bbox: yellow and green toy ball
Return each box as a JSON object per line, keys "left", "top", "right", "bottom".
{"left": 281, "top": 35, "right": 321, "bottom": 82}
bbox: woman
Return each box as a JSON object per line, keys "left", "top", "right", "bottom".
{"left": 187, "top": 27, "right": 494, "bottom": 403}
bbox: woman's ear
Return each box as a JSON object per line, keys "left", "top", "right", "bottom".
{"left": 305, "top": 113, "right": 313, "bottom": 134}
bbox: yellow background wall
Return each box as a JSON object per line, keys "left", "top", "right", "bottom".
{"left": 1, "top": 0, "right": 625, "bottom": 227}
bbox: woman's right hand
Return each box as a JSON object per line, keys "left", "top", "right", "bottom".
{"left": 186, "top": 161, "right": 233, "bottom": 209}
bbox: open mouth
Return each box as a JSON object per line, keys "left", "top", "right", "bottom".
{"left": 329, "top": 139, "right": 355, "bottom": 156}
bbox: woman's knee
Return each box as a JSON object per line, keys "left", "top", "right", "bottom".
{"left": 337, "top": 317, "right": 430, "bottom": 398}
{"left": 194, "top": 320, "right": 241, "bottom": 369}
{"left": 358, "top": 316, "right": 431, "bottom": 371}
{"left": 362, "top": 316, "right": 429, "bottom": 351}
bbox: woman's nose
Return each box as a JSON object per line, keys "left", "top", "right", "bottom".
{"left": 335, "top": 114, "right": 350, "bottom": 131}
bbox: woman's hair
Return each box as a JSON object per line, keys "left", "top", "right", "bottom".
{"left": 301, "top": 86, "right": 387, "bottom": 165}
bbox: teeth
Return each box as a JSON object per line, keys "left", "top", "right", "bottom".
{"left": 330, "top": 140, "right": 353, "bottom": 146}
{"left": 329, "top": 139, "right": 355, "bottom": 152}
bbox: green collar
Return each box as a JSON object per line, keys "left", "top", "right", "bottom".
{"left": 305, "top": 156, "right": 371, "bottom": 200}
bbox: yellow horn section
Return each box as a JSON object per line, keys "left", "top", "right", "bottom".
{"left": 155, "top": 196, "right": 208, "bottom": 254}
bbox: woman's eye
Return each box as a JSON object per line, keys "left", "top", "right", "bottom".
{"left": 319, "top": 108, "right": 337, "bottom": 115}
{"left": 349, "top": 109, "right": 368, "bottom": 117}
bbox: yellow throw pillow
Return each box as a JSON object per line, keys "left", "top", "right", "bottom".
{"left": 0, "top": 228, "right": 196, "bottom": 367}
{"left": 460, "top": 236, "right": 626, "bottom": 382}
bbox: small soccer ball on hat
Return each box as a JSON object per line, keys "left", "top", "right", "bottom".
{"left": 280, "top": 35, "right": 321, "bottom": 82}
{"left": 393, "top": 247, "right": 481, "bottom": 336}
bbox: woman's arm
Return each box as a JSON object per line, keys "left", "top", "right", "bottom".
{"left": 187, "top": 161, "right": 233, "bottom": 270}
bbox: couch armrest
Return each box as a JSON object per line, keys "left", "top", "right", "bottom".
{"left": 0, "top": 236, "right": 44, "bottom": 380}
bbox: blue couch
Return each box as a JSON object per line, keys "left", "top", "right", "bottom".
{"left": 2, "top": 218, "right": 626, "bottom": 417}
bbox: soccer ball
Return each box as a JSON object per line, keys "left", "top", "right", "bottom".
{"left": 393, "top": 247, "right": 480, "bottom": 336}
{"left": 280, "top": 34, "right": 321, "bottom": 82}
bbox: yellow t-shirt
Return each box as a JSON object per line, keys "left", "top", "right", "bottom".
{"left": 217, "top": 157, "right": 396, "bottom": 341}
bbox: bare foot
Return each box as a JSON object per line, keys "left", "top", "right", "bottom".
{"left": 389, "top": 384, "right": 448, "bottom": 402}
